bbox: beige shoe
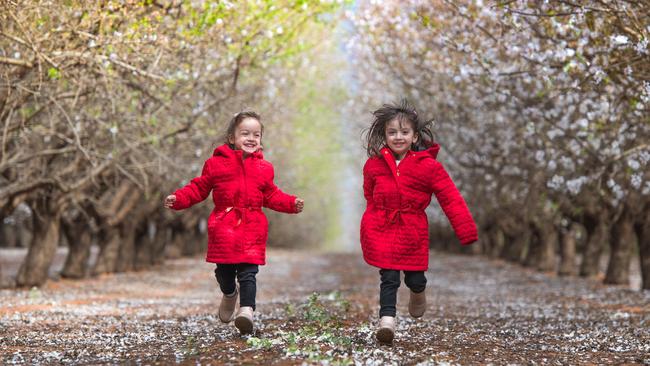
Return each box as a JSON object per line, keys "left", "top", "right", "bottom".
{"left": 218, "top": 286, "right": 238, "bottom": 323}
{"left": 408, "top": 289, "right": 426, "bottom": 318}
{"left": 376, "top": 316, "right": 395, "bottom": 344}
{"left": 234, "top": 306, "right": 254, "bottom": 335}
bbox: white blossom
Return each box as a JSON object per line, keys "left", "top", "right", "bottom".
{"left": 631, "top": 174, "right": 642, "bottom": 189}
{"left": 634, "top": 38, "right": 648, "bottom": 54}
{"left": 627, "top": 159, "right": 640, "bottom": 170}
{"left": 611, "top": 34, "right": 629, "bottom": 46}
{"left": 547, "top": 174, "right": 565, "bottom": 190}
{"left": 566, "top": 177, "right": 588, "bottom": 195}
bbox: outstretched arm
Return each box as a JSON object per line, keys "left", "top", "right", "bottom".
{"left": 167, "top": 159, "right": 215, "bottom": 210}
{"left": 430, "top": 162, "right": 478, "bottom": 245}
{"left": 262, "top": 166, "right": 299, "bottom": 213}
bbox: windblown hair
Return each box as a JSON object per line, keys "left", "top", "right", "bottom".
{"left": 364, "top": 99, "right": 435, "bottom": 157}
{"left": 224, "top": 110, "right": 264, "bottom": 146}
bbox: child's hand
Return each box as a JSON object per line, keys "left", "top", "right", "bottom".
{"left": 295, "top": 198, "right": 304, "bottom": 213}
{"left": 164, "top": 195, "right": 176, "bottom": 209}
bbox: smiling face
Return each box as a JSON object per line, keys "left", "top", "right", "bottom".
{"left": 385, "top": 118, "right": 418, "bottom": 160}
{"left": 228, "top": 117, "right": 262, "bottom": 156}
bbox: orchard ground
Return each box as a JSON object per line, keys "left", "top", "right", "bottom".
{"left": 0, "top": 249, "right": 649, "bottom": 365}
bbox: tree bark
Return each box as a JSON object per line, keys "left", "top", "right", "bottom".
{"left": 487, "top": 226, "right": 505, "bottom": 258}
{"left": 558, "top": 222, "right": 579, "bottom": 276}
{"left": 115, "top": 222, "right": 137, "bottom": 273}
{"left": 604, "top": 208, "right": 635, "bottom": 285}
{"left": 92, "top": 228, "right": 121, "bottom": 275}
{"left": 523, "top": 221, "right": 557, "bottom": 272}
{"left": 524, "top": 223, "right": 541, "bottom": 268}
{"left": 501, "top": 231, "right": 529, "bottom": 263}
{"left": 580, "top": 211, "right": 609, "bottom": 277}
{"left": 635, "top": 205, "right": 650, "bottom": 290}
{"left": 61, "top": 218, "right": 92, "bottom": 279}
{"left": 16, "top": 206, "right": 61, "bottom": 287}
{"left": 152, "top": 227, "right": 170, "bottom": 265}
{"left": 498, "top": 216, "right": 529, "bottom": 263}
{"left": 537, "top": 223, "right": 558, "bottom": 272}
{"left": 0, "top": 224, "right": 18, "bottom": 247}
{"left": 135, "top": 220, "right": 155, "bottom": 270}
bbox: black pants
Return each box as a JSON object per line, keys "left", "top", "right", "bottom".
{"left": 214, "top": 263, "right": 259, "bottom": 310}
{"left": 379, "top": 269, "right": 427, "bottom": 317}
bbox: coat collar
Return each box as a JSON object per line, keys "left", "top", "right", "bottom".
{"left": 379, "top": 144, "right": 441, "bottom": 179}
{"left": 379, "top": 144, "right": 440, "bottom": 161}
{"left": 213, "top": 143, "right": 264, "bottom": 160}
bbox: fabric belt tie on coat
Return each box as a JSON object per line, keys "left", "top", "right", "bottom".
{"left": 216, "top": 206, "right": 262, "bottom": 227}
{"left": 376, "top": 205, "right": 416, "bottom": 228}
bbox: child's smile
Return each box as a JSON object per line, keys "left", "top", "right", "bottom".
{"left": 229, "top": 117, "right": 262, "bottom": 156}
{"left": 385, "top": 118, "right": 418, "bottom": 160}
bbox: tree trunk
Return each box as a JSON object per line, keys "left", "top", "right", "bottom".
{"left": 487, "top": 226, "right": 505, "bottom": 258}
{"left": 18, "top": 219, "right": 33, "bottom": 248}
{"left": 115, "top": 222, "right": 137, "bottom": 273}
{"left": 604, "top": 208, "right": 635, "bottom": 285}
{"left": 523, "top": 222, "right": 557, "bottom": 272}
{"left": 92, "top": 228, "right": 121, "bottom": 275}
{"left": 537, "top": 223, "right": 558, "bottom": 272}
{"left": 501, "top": 231, "right": 529, "bottom": 263}
{"left": 0, "top": 224, "right": 18, "bottom": 247}
{"left": 16, "top": 209, "right": 61, "bottom": 287}
{"left": 61, "top": 218, "right": 92, "bottom": 279}
{"left": 635, "top": 206, "right": 650, "bottom": 290}
{"left": 524, "top": 223, "right": 541, "bottom": 268}
{"left": 151, "top": 227, "right": 171, "bottom": 265}
{"left": 135, "top": 220, "right": 153, "bottom": 270}
{"left": 558, "top": 223, "right": 579, "bottom": 276}
{"left": 580, "top": 211, "right": 609, "bottom": 277}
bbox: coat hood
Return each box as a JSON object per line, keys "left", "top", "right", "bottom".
{"left": 419, "top": 143, "right": 440, "bottom": 159}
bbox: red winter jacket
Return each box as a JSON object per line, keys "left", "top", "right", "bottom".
{"left": 171, "top": 144, "right": 297, "bottom": 264}
{"left": 360, "top": 145, "right": 478, "bottom": 271}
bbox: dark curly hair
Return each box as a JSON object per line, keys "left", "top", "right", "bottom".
{"left": 364, "top": 99, "right": 435, "bottom": 157}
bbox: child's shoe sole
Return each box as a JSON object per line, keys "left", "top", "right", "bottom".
{"left": 234, "top": 315, "right": 254, "bottom": 335}
{"left": 376, "top": 328, "right": 394, "bottom": 344}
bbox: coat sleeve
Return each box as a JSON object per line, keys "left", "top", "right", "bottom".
{"left": 363, "top": 159, "right": 375, "bottom": 206}
{"left": 430, "top": 162, "right": 478, "bottom": 245}
{"left": 262, "top": 165, "right": 297, "bottom": 213}
{"left": 171, "top": 159, "right": 215, "bottom": 210}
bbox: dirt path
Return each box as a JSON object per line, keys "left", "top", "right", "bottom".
{"left": 1, "top": 249, "right": 649, "bottom": 365}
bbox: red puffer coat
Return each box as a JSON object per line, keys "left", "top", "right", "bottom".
{"left": 171, "top": 144, "right": 297, "bottom": 264}
{"left": 360, "top": 145, "right": 478, "bottom": 271}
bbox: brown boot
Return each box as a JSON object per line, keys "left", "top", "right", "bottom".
{"left": 234, "top": 306, "right": 254, "bottom": 335}
{"left": 218, "top": 286, "right": 238, "bottom": 323}
{"left": 408, "top": 289, "right": 426, "bottom": 318}
{"left": 376, "top": 316, "right": 395, "bottom": 344}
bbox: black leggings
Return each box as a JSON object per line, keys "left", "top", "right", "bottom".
{"left": 214, "top": 263, "right": 259, "bottom": 310}
{"left": 379, "top": 269, "right": 427, "bottom": 317}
